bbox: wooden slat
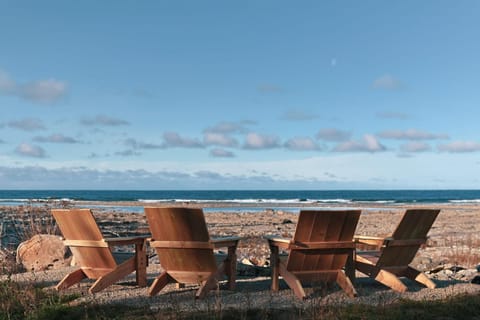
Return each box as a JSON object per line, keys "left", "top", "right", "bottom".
{"left": 104, "top": 236, "right": 149, "bottom": 246}
{"left": 64, "top": 239, "right": 109, "bottom": 248}
{"left": 290, "top": 241, "right": 355, "bottom": 250}
{"left": 150, "top": 240, "right": 213, "bottom": 249}
{"left": 385, "top": 238, "right": 427, "bottom": 247}
{"left": 168, "top": 270, "right": 213, "bottom": 283}
{"left": 210, "top": 237, "right": 240, "bottom": 249}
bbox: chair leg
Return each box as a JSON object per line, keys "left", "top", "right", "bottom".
{"left": 375, "top": 269, "right": 408, "bottom": 293}
{"left": 90, "top": 258, "right": 135, "bottom": 293}
{"left": 135, "top": 240, "right": 148, "bottom": 287}
{"left": 225, "top": 245, "right": 237, "bottom": 290}
{"left": 336, "top": 271, "right": 357, "bottom": 298}
{"left": 279, "top": 262, "right": 306, "bottom": 299}
{"left": 56, "top": 268, "right": 86, "bottom": 291}
{"left": 196, "top": 263, "right": 225, "bottom": 299}
{"left": 356, "top": 261, "right": 407, "bottom": 293}
{"left": 405, "top": 266, "right": 436, "bottom": 289}
{"left": 148, "top": 272, "right": 172, "bottom": 296}
{"left": 345, "top": 250, "right": 356, "bottom": 284}
{"left": 269, "top": 245, "right": 280, "bottom": 292}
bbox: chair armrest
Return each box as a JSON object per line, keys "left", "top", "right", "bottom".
{"left": 104, "top": 235, "right": 149, "bottom": 246}
{"left": 210, "top": 236, "right": 241, "bottom": 249}
{"left": 354, "top": 235, "right": 392, "bottom": 250}
{"left": 263, "top": 235, "right": 292, "bottom": 249}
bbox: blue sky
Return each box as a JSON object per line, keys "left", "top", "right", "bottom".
{"left": 1, "top": 1, "right": 480, "bottom": 189}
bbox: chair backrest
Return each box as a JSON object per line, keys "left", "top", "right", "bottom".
{"left": 52, "top": 209, "right": 117, "bottom": 277}
{"left": 377, "top": 209, "right": 440, "bottom": 267}
{"left": 144, "top": 207, "right": 217, "bottom": 282}
{"left": 286, "top": 210, "right": 361, "bottom": 273}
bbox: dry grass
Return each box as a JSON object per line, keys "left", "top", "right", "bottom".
{"left": 438, "top": 234, "right": 480, "bottom": 268}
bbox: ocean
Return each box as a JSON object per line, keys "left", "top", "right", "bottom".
{"left": 1, "top": 189, "right": 480, "bottom": 206}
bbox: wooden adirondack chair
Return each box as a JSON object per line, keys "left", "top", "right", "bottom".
{"left": 354, "top": 209, "right": 440, "bottom": 292}
{"left": 144, "top": 207, "right": 241, "bottom": 299}
{"left": 265, "top": 210, "right": 361, "bottom": 299}
{"left": 52, "top": 209, "right": 147, "bottom": 293}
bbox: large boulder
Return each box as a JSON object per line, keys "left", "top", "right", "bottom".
{"left": 16, "top": 234, "right": 71, "bottom": 271}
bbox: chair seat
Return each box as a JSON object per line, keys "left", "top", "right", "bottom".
{"left": 356, "top": 250, "right": 380, "bottom": 264}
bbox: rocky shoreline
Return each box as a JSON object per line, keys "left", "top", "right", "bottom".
{"left": 1, "top": 202, "right": 480, "bottom": 312}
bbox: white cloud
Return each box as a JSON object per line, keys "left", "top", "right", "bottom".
{"left": 15, "top": 143, "right": 47, "bottom": 158}
{"left": 438, "top": 141, "right": 480, "bottom": 153}
{"left": 400, "top": 142, "right": 431, "bottom": 153}
{"left": 203, "top": 132, "right": 238, "bottom": 147}
{"left": 378, "top": 129, "right": 449, "bottom": 140}
{"left": 334, "top": 134, "right": 386, "bottom": 153}
{"left": 284, "top": 137, "right": 321, "bottom": 151}
{"left": 162, "top": 132, "right": 204, "bottom": 148}
{"left": 0, "top": 69, "right": 67, "bottom": 104}
{"left": 33, "top": 134, "right": 81, "bottom": 143}
{"left": 8, "top": 118, "right": 46, "bottom": 131}
{"left": 209, "top": 148, "right": 235, "bottom": 158}
{"left": 316, "top": 128, "right": 351, "bottom": 142}
{"left": 81, "top": 115, "right": 130, "bottom": 127}
{"left": 372, "top": 74, "right": 403, "bottom": 90}
{"left": 243, "top": 132, "right": 280, "bottom": 149}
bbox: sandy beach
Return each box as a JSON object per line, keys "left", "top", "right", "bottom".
{"left": 2, "top": 202, "right": 480, "bottom": 314}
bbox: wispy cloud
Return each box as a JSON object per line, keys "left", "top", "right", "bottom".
{"left": 114, "top": 150, "right": 142, "bottom": 157}
{"left": 7, "top": 118, "right": 46, "bottom": 131}
{"left": 438, "top": 141, "right": 480, "bottom": 153}
{"left": 400, "top": 142, "right": 431, "bottom": 153}
{"left": 243, "top": 132, "right": 280, "bottom": 149}
{"left": 372, "top": 74, "right": 403, "bottom": 90}
{"left": 281, "top": 109, "right": 320, "bottom": 121}
{"left": 257, "top": 84, "right": 284, "bottom": 93}
{"left": 204, "top": 121, "right": 254, "bottom": 134}
{"left": 333, "top": 134, "right": 386, "bottom": 153}
{"left": 378, "top": 129, "right": 449, "bottom": 140}
{"left": 124, "top": 138, "right": 164, "bottom": 149}
{"left": 81, "top": 115, "right": 130, "bottom": 127}
{"left": 33, "top": 134, "right": 81, "bottom": 144}
{"left": 284, "top": 137, "right": 321, "bottom": 151}
{"left": 87, "top": 152, "right": 101, "bottom": 159}
{"left": 376, "top": 111, "right": 410, "bottom": 120}
{"left": 316, "top": 128, "right": 351, "bottom": 142}
{"left": 162, "top": 132, "right": 204, "bottom": 148}
{"left": 15, "top": 143, "right": 47, "bottom": 158}
{"left": 0, "top": 165, "right": 333, "bottom": 189}
{"left": 209, "top": 148, "right": 235, "bottom": 158}
{"left": 0, "top": 69, "right": 67, "bottom": 104}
